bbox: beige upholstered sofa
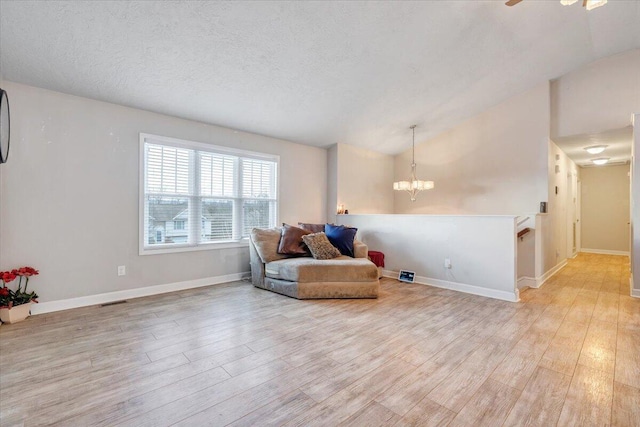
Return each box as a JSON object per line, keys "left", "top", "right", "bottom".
{"left": 249, "top": 227, "right": 379, "bottom": 299}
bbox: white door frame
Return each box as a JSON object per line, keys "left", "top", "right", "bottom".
{"left": 576, "top": 179, "right": 581, "bottom": 254}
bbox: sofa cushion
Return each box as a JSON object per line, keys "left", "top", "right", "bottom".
{"left": 250, "top": 227, "right": 289, "bottom": 263}
{"left": 298, "top": 222, "right": 326, "bottom": 233}
{"left": 262, "top": 277, "right": 379, "bottom": 299}
{"left": 302, "top": 232, "right": 342, "bottom": 260}
{"left": 353, "top": 240, "right": 368, "bottom": 259}
{"left": 278, "top": 224, "right": 311, "bottom": 256}
{"left": 265, "top": 257, "right": 379, "bottom": 283}
{"left": 325, "top": 224, "right": 358, "bottom": 257}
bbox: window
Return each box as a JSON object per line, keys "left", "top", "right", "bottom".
{"left": 140, "top": 134, "right": 278, "bottom": 254}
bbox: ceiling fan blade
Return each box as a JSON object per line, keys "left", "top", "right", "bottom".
{"left": 505, "top": 0, "right": 523, "bottom": 5}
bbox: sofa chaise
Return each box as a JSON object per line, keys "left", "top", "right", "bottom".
{"left": 249, "top": 227, "right": 379, "bottom": 299}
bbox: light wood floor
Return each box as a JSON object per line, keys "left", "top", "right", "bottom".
{"left": 1, "top": 253, "right": 638, "bottom": 426}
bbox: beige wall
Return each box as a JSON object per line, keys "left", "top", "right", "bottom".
{"left": 0, "top": 81, "right": 328, "bottom": 302}
{"left": 335, "top": 143, "right": 394, "bottom": 215}
{"left": 327, "top": 143, "right": 394, "bottom": 222}
{"left": 551, "top": 49, "right": 640, "bottom": 139}
{"left": 394, "top": 82, "right": 550, "bottom": 215}
{"left": 580, "top": 164, "right": 630, "bottom": 254}
{"left": 326, "top": 144, "right": 339, "bottom": 222}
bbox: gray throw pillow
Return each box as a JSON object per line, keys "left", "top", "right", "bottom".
{"left": 302, "top": 232, "right": 341, "bottom": 260}
{"left": 251, "top": 227, "right": 289, "bottom": 263}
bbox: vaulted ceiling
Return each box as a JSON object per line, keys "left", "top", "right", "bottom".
{"left": 1, "top": 1, "right": 639, "bottom": 154}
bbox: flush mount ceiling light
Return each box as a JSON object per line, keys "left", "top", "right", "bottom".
{"left": 592, "top": 158, "right": 610, "bottom": 165}
{"left": 393, "top": 125, "right": 434, "bottom": 202}
{"left": 507, "top": 0, "right": 607, "bottom": 10}
{"left": 584, "top": 145, "right": 607, "bottom": 154}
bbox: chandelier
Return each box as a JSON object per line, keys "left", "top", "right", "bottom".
{"left": 393, "top": 125, "right": 434, "bottom": 202}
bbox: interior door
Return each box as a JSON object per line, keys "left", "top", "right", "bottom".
{"left": 567, "top": 171, "right": 578, "bottom": 257}
{"left": 576, "top": 180, "right": 581, "bottom": 253}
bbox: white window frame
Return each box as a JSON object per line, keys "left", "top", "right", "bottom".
{"left": 139, "top": 133, "right": 279, "bottom": 255}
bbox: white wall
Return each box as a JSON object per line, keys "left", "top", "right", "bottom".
{"left": 551, "top": 49, "right": 640, "bottom": 139}
{"left": 331, "top": 143, "right": 394, "bottom": 217}
{"left": 580, "top": 164, "right": 630, "bottom": 254}
{"left": 547, "top": 141, "right": 580, "bottom": 272}
{"left": 0, "top": 140, "right": 3, "bottom": 268}
{"left": 535, "top": 214, "right": 553, "bottom": 280}
{"left": 631, "top": 114, "right": 640, "bottom": 297}
{"left": 394, "top": 82, "right": 549, "bottom": 215}
{"left": 339, "top": 214, "right": 519, "bottom": 302}
{"left": 0, "top": 81, "right": 327, "bottom": 303}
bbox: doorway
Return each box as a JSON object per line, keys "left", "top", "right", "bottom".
{"left": 566, "top": 170, "right": 579, "bottom": 258}
{"left": 554, "top": 126, "right": 632, "bottom": 258}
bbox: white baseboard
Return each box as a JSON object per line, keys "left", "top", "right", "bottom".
{"left": 381, "top": 269, "right": 518, "bottom": 302}
{"left": 31, "top": 272, "right": 250, "bottom": 315}
{"left": 531, "top": 260, "right": 568, "bottom": 289}
{"left": 631, "top": 275, "right": 639, "bottom": 298}
{"left": 381, "top": 270, "right": 396, "bottom": 280}
{"left": 581, "top": 248, "right": 630, "bottom": 256}
{"left": 517, "top": 277, "right": 537, "bottom": 289}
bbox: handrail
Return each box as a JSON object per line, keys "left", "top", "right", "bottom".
{"left": 517, "top": 227, "right": 531, "bottom": 239}
{"left": 516, "top": 216, "right": 530, "bottom": 226}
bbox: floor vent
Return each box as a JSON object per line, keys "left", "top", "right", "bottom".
{"left": 100, "top": 300, "right": 128, "bottom": 307}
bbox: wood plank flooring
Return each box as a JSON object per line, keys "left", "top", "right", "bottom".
{"left": 0, "top": 252, "right": 638, "bottom": 426}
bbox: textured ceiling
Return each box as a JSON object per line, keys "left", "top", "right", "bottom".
{"left": 1, "top": 1, "right": 639, "bottom": 154}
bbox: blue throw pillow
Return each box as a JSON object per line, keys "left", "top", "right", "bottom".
{"left": 324, "top": 224, "right": 358, "bottom": 257}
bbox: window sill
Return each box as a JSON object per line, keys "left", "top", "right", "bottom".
{"left": 139, "top": 240, "right": 249, "bottom": 256}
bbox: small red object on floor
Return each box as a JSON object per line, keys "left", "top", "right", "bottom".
{"left": 368, "top": 251, "right": 385, "bottom": 268}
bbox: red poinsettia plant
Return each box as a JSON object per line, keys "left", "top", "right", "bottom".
{"left": 0, "top": 267, "right": 39, "bottom": 309}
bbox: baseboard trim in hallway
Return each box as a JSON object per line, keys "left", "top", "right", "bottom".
{"left": 581, "top": 248, "right": 630, "bottom": 256}
{"left": 533, "top": 259, "right": 568, "bottom": 289}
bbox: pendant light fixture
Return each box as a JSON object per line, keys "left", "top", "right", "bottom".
{"left": 393, "top": 125, "right": 434, "bottom": 201}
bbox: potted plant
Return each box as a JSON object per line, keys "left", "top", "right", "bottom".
{"left": 0, "top": 267, "right": 39, "bottom": 324}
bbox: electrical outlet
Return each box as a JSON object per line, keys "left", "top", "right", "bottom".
{"left": 444, "top": 258, "right": 452, "bottom": 269}
{"left": 117, "top": 265, "right": 126, "bottom": 276}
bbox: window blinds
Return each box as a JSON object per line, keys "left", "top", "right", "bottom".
{"left": 241, "top": 159, "right": 277, "bottom": 236}
{"left": 142, "top": 136, "right": 278, "bottom": 252}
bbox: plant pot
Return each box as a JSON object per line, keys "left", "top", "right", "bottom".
{"left": 0, "top": 302, "right": 32, "bottom": 324}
